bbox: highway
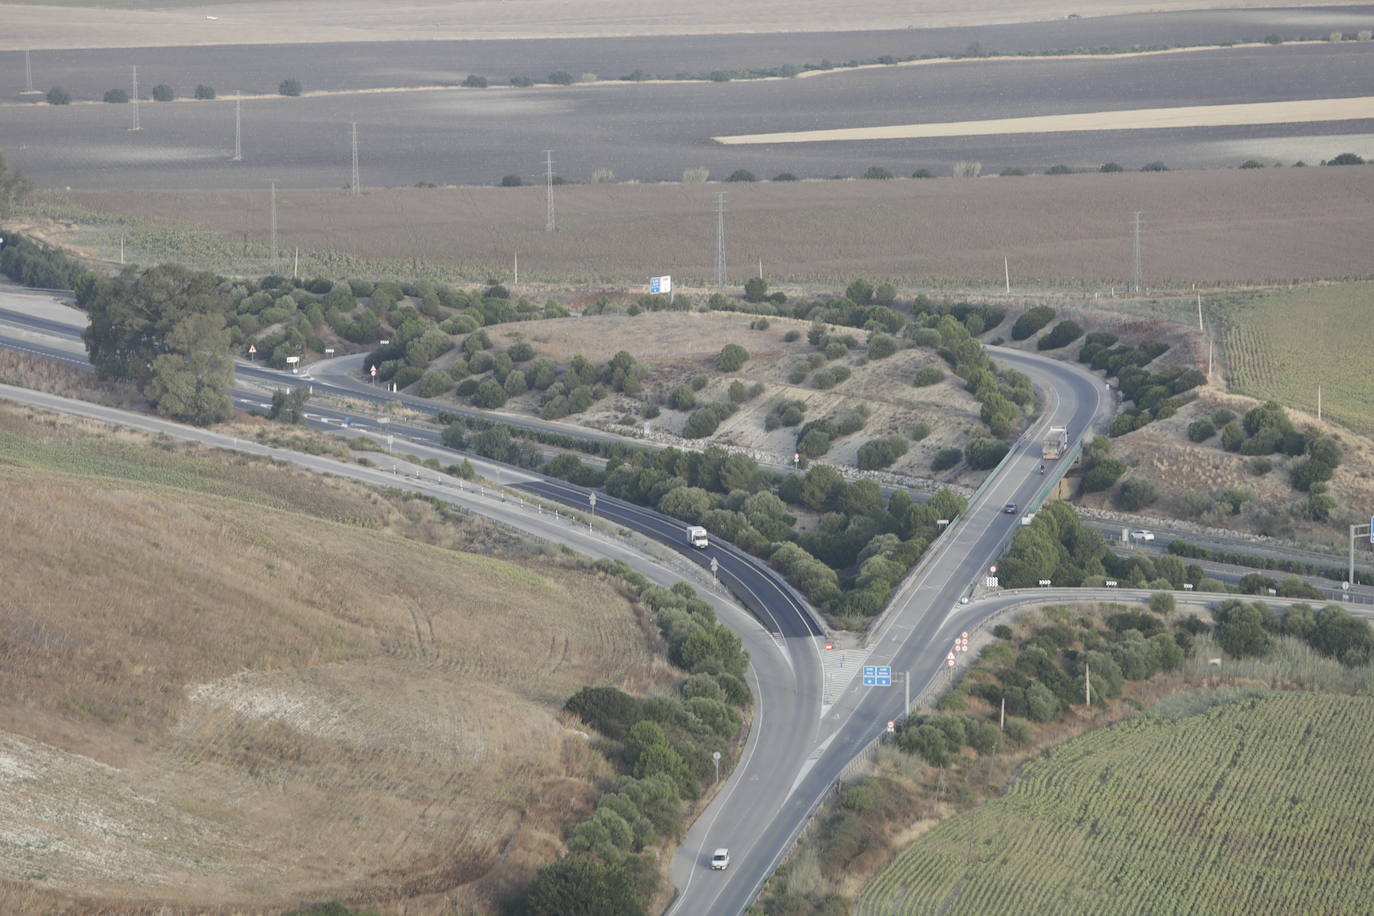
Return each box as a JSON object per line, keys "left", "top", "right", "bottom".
{"left": 2, "top": 283, "right": 1369, "bottom": 914}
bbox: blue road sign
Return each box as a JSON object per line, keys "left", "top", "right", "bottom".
{"left": 1370, "top": 515, "right": 1373, "bottom": 544}
{"left": 863, "top": 665, "right": 893, "bottom": 686}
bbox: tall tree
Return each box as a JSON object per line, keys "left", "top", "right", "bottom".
{"left": 144, "top": 312, "right": 234, "bottom": 425}
{"left": 0, "top": 152, "right": 33, "bottom": 217}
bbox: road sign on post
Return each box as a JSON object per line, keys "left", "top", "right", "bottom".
{"left": 369, "top": 364, "right": 377, "bottom": 379}
{"left": 649, "top": 275, "right": 671, "bottom": 295}
{"left": 1369, "top": 516, "right": 1373, "bottom": 544}
{"left": 247, "top": 344, "right": 256, "bottom": 359}
{"left": 709, "top": 556, "right": 719, "bottom": 581}
{"left": 1038, "top": 579, "right": 1052, "bottom": 587}
{"left": 863, "top": 666, "right": 892, "bottom": 686}
{"left": 886, "top": 720, "right": 895, "bottom": 734}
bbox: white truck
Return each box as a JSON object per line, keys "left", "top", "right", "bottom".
{"left": 686, "top": 525, "right": 709, "bottom": 549}
{"left": 1042, "top": 425, "right": 1068, "bottom": 460}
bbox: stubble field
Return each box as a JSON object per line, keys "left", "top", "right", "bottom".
{"left": 37, "top": 163, "right": 1374, "bottom": 287}
{"left": 0, "top": 405, "right": 659, "bottom": 912}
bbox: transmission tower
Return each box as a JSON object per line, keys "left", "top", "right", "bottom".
{"left": 269, "top": 180, "right": 278, "bottom": 261}
{"left": 350, "top": 121, "right": 360, "bottom": 196}
{"left": 1131, "top": 210, "right": 1142, "bottom": 293}
{"left": 544, "top": 150, "right": 555, "bottom": 231}
{"left": 232, "top": 91, "right": 242, "bottom": 160}
{"left": 128, "top": 65, "right": 141, "bottom": 131}
{"left": 714, "top": 192, "right": 727, "bottom": 289}
{"left": 23, "top": 49, "right": 37, "bottom": 94}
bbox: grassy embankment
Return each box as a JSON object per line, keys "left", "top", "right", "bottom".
{"left": 0, "top": 402, "right": 662, "bottom": 913}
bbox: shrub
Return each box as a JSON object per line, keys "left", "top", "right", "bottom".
{"left": 417, "top": 370, "right": 452, "bottom": 398}
{"left": 1036, "top": 320, "right": 1084, "bottom": 350}
{"left": 1141, "top": 161, "right": 1170, "bottom": 171}
{"left": 782, "top": 329, "right": 800, "bottom": 342}
{"left": 1011, "top": 305, "right": 1056, "bottom": 340}
{"left": 966, "top": 438, "right": 1009, "bottom": 470}
{"left": 867, "top": 333, "right": 898, "bottom": 359}
{"left": 1045, "top": 164, "right": 1074, "bottom": 174}
{"left": 845, "top": 278, "right": 874, "bottom": 305}
{"left": 725, "top": 169, "right": 757, "bottom": 182}
{"left": 857, "top": 435, "right": 909, "bottom": 470}
{"left": 667, "top": 386, "right": 696, "bottom": 411}
{"left": 743, "top": 277, "right": 768, "bottom": 302}
{"left": 278, "top": 78, "right": 303, "bottom": 96}
{"left": 931, "top": 448, "right": 962, "bottom": 471}
{"left": 510, "top": 75, "right": 534, "bottom": 87}
{"left": 910, "top": 422, "right": 931, "bottom": 441}
{"left": 500, "top": 174, "right": 524, "bottom": 187}
{"left": 462, "top": 74, "right": 488, "bottom": 88}
{"left": 1116, "top": 478, "right": 1158, "bottom": 510}
{"left": 193, "top": 84, "right": 215, "bottom": 100}
{"left": 1248, "top": 457, "right": 1272, "bottom": 476}
{"left": 999, "top": 167, "right": 1027, "bottom": 177}
{"left": 472, "top": 378, "right": 507, "bottom": 408}
{"left": 716, "top": 343, "right": 750, "bottom": 372}
{"left": 912, "top": 168, "right": 934, "bottom": 178}
{"left": 863, "top": 166, "right": 894, "bottom": 180}
{"left": 103, "top": 88, "right": 129, "bottom": 103}
{"left": 682, "top": 167, "right": 709, "bottom": 183}
{"left": 150, "top": 83, "right": 174, "bottom": 101}
{"left": 592, "top": 168, "right": 615, "bottom": 183}
{"left": 46, "top": 86, "right": 72, "bottom": 105}
{"left": 1326, "top": 152, "right": 1365, "bottom": 166}
{"left": 772, "top": 172, "right": 799, "bottom": 181}
{"left": 1100, "top": 162, "right": 1124, "bottom": 172}
{"left": 1186, "top": 418, "right": 1215, "bottom": 442}
{"left": 1239, "top": 159, "right": 1264, "bottom": 169}
{"left": 913, "top": 366, "right": 945, "bottom": 387}
{"left": 549, "top": 71, "right": 574, "bottom": 85}
{"left": 1082, "top": 458, "right": 1126, "bottom": 492}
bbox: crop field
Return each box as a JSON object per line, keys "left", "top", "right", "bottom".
{"left": 1216, "top": 283, "right": 1374, "bottom": 436}
{"left": 857, "top": 691, "right": 1374, "bottom": 915}
{"left": 0, "top": 0, "right": 1359, "bottom": 51}
{"left": 0, "top": 404, "right": 658, "bottom": 911}
{"left": 34, "top": 162, "right": 1374, "bottom": 287}
{"left": 3, "top": 42, "right": 1372, "bottom": 191}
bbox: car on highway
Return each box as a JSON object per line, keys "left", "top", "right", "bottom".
{"left": 1130, "top": 529, "right": 1155, "bottom": 541}
{"left": 1003, "top": 502, "right": 1017, "bottom": 514}
{"left": 711, "top": 848, "right": 730, "bottom": 870}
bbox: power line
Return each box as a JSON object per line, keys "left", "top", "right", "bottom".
{"left": 128, "top": 65, "right": 141, "bottom": 131}
{"left": 350, "top": 121, "right": 360, "bottom": 196}
{"left": 544, "top": 150, "right": 555, "bottom": 231}
{"left": 1131, "top": 210, "right": 1142, "bottom": 293}
{"left": 269, "top": 180, "right": 278, "bottom": 261}
{"left": 716, "top": 192, "right": 728, "bottom": 286}
{"left": 232, "top": 90, "right": 242, "bottom": 161}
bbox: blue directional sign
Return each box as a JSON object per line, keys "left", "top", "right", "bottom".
{"left": 649, "top": 275, "right": 672, "bottom": 295}
{"left": 863, "top": 665, "right": 892, "bottom": 686}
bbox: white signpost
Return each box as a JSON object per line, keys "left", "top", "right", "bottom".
{"left": 247, "top": 344, "right": 257, "bottom": 359}
{"left": 285, "top": 355, "right": 299, "bottom": 374}
{"left": 649, "top": 275, "right": 672, "bottom": 295}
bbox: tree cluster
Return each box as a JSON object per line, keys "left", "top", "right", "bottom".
{"left": 1214, "top": 600, "right": 1373, "bottom": 665}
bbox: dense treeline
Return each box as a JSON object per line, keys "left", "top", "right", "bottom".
{"left": 1168, "top": 538, "right": 1374, "bottom": 587}
{"left": 514, "top": 568, "right": 748, "bottom": 916}
{"left": 0, "top": 231, "right": 89, "bottom": 290}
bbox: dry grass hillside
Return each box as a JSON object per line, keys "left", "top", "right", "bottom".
{"left": 485, "top": 311, "right": 987, "bottom": 480}
{"left": 0, "top": 404, "right": 663, "bottom": 914}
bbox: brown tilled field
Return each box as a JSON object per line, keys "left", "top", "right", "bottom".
{"left": 0, "top": 405, "right": 664, "bottom": 913}
{"left": 44, "top": 165, "right": 1374, "bottom": 287}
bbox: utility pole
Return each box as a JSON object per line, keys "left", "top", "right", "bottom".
{"left": 758, "top": 257, "right": 763, "bottom": 280}
{"left": 999, "top": 696, "right": 1006, "bottom": 730}
{"left": 268, "top": 180, "right": 278, "bottom": 261}
{"left": 129, "top": 64, "right": 140, "bottom": 131}
{"left": 293, "top": 247, "right": 299, "bottom": 279}
{"left": 1004, "top": 255, "right": 1011, "bottom": 293}
{"left": 350, "top": 121, "right": 360, "bottom": 196}
{"left": 1317, "top": 385, "right": 1322, "bottom": 422}
{"left": 1085, "top": 660, "right": 1092, "bottom": 706}
{"left": 1208, "top": 339, "right": 1213, "bottom": 378}
{"left": 232, "top": 90, "right": 242, "bottom": 161}
{"left": 23, "top": 49, "right": 36, "bottom": 94}
{"left": 714, "top": 192, "right": 727, "bottom": 289}
{"left": 544, "top": 150, "right": 555, "bottom": 232}
{"left": 513, "top": 250, "right": 518, "bottom": 286}
{"left": 1196, "top": 292, "right": 1203, "bottom": 331}
{"left": 1131, "top": 211, "right": 1142, "bottom": 293}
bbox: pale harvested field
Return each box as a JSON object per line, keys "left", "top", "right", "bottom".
{"left": 716, "top": 97, "right": 1374, "bottom": 144}
{"left": 0, "top": 0, "right": 1347, "bottom": 50}
{"left": 43, "top": 164, "right": 1374, "bottom": 286}
{"left": 0, "top": 405, "right": 658, "bottom": 912}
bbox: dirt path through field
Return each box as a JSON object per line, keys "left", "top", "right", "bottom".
{"left": 714, "top": 97, "right": 1374, "bottom": 144}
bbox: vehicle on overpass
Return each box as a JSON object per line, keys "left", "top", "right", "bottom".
{"left": 1042, "top": 425, "right": 1069, "bottom": 460}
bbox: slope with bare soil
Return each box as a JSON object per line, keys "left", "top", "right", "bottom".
{"left": 0, "top": 404, "right": 659, "bottom": 913}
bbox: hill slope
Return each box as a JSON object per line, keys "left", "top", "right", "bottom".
{"left": 0, "top": 404, "right": 656, "bottom": 913}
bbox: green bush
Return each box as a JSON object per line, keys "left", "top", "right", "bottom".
{"left": 1116, "top": 478, "right": 1158, "bottom": 510}
{"left": 716, "top": 343, "right": 750, "bottom": 371}
{"left": 910, "top": 422, "right": 931, "bottom": 441}
{"left": 510, "top": 75, "right": 534, "bottom": 87}
{"left": 151, "top": 83, "right": 174, "bottom": 101}
{"left": 913, "top": 366, "right": 944, "bottom": 387}
{"left": 462, "top": 74, "right": 488, "bottom": 88}
{"left": 1036, "top": 320, "right": 1084, "bottom": 350}
{"left": 103, "top": 88, "right": 129, "bottom": 103}
{"left": 1100, "top": 162, "right": 1123, "bottom": 172}
{"left": 772, "top": 172, "right": 799, "bottom": 181}
{"left": 500, "top": 174, "right": 524, "bottom": 187}
{"left": 278, "top": 78, "right": 303, "bottom": 96}
{"left": 966, "top": 438, "right": 1009, "bottom": 470}
{"left": 743, "top": 276, "right": 768, "bottom": 302}
{"left": 725, "top": 169, "right": 757, "bottom": 182}
{"left": 46, "top": 86, "right": 72, "bottom": 105}
{"left": 931, "top": 447, "right": 962, "bottom": 471}
{"left": 1140, "top": 161, "right": 1170, "bottom": 171}
{"left": 857, "top": 435, "right": 909, "bottom": 470}
{"left": 912, "top": 168, "right": 934, "bottom": 178}
{"left": 1186, "top": 418, "right": 1215, "bottom": 442}
{"left": 1082, "top": 458, "right": 1126, "bottom": 492}
{"left": 1045, "top": 164, "right": 1074, "bottom": 174}
{"left": 193, "top": 84, "right": 215, "bottom": 99}
{"left": 1011, "top": 306, "right": 1056, "bottom": 340}
{"left": 417, "top": 369, "right": 452, "bottom": 398}
{"left": 549, "top": 71, "right": 574, "bottom": 85}
{"left": 867, "top": 333, "right": 898, "bottom": 359}
{"left": 863, "top": 166, "right": 894, "bottom": 179}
